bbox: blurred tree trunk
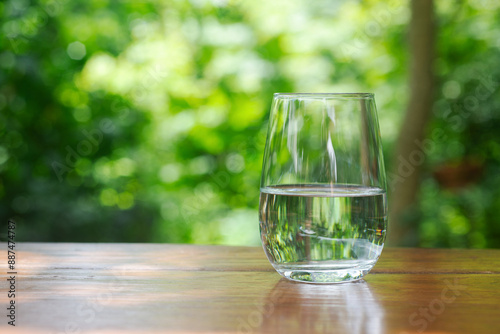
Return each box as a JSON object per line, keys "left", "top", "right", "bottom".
{"left": 388, "top": 0, "right": 435, "bottom": 246}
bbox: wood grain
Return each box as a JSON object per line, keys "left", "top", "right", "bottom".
{"left": 1, "top": 243, "right": 499, "bottom": 334}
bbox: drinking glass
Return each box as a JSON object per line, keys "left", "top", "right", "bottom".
{"left": 259, "top": 93, "right": 387, "bottom": 283}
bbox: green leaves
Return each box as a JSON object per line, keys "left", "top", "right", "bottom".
{"left": 1, "top": 0, "right": 499, "bottom": 247}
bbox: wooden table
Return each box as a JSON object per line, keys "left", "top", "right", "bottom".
{"left": 1, "top": 243, "right": 499, "bottom": 333}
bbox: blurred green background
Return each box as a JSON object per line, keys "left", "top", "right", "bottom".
{"left": 1, "top": 0, "right": 499, "bottom": 247}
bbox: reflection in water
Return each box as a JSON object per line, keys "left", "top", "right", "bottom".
{"left": 260, "top": 279, "right": 384, "bottom": 334}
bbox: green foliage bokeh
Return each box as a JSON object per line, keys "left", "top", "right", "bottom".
{"left": 1, "top": 0, "right": 499, "bottom": 247}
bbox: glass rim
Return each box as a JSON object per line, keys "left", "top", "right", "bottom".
{"left": 273, "top": 92, "right": 374, "bottom": 99}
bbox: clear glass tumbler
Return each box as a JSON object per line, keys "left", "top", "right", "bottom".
{"left": 259, "top": 93, "right": 387, "bottom": 283}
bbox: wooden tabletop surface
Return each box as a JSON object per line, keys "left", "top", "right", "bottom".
{"left": 1, "top": 243, "right": 499, "bottom": 334}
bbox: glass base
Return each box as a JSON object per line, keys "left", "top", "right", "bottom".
{"left": 274, "top": 262, "right": 375, "bottom": 284}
